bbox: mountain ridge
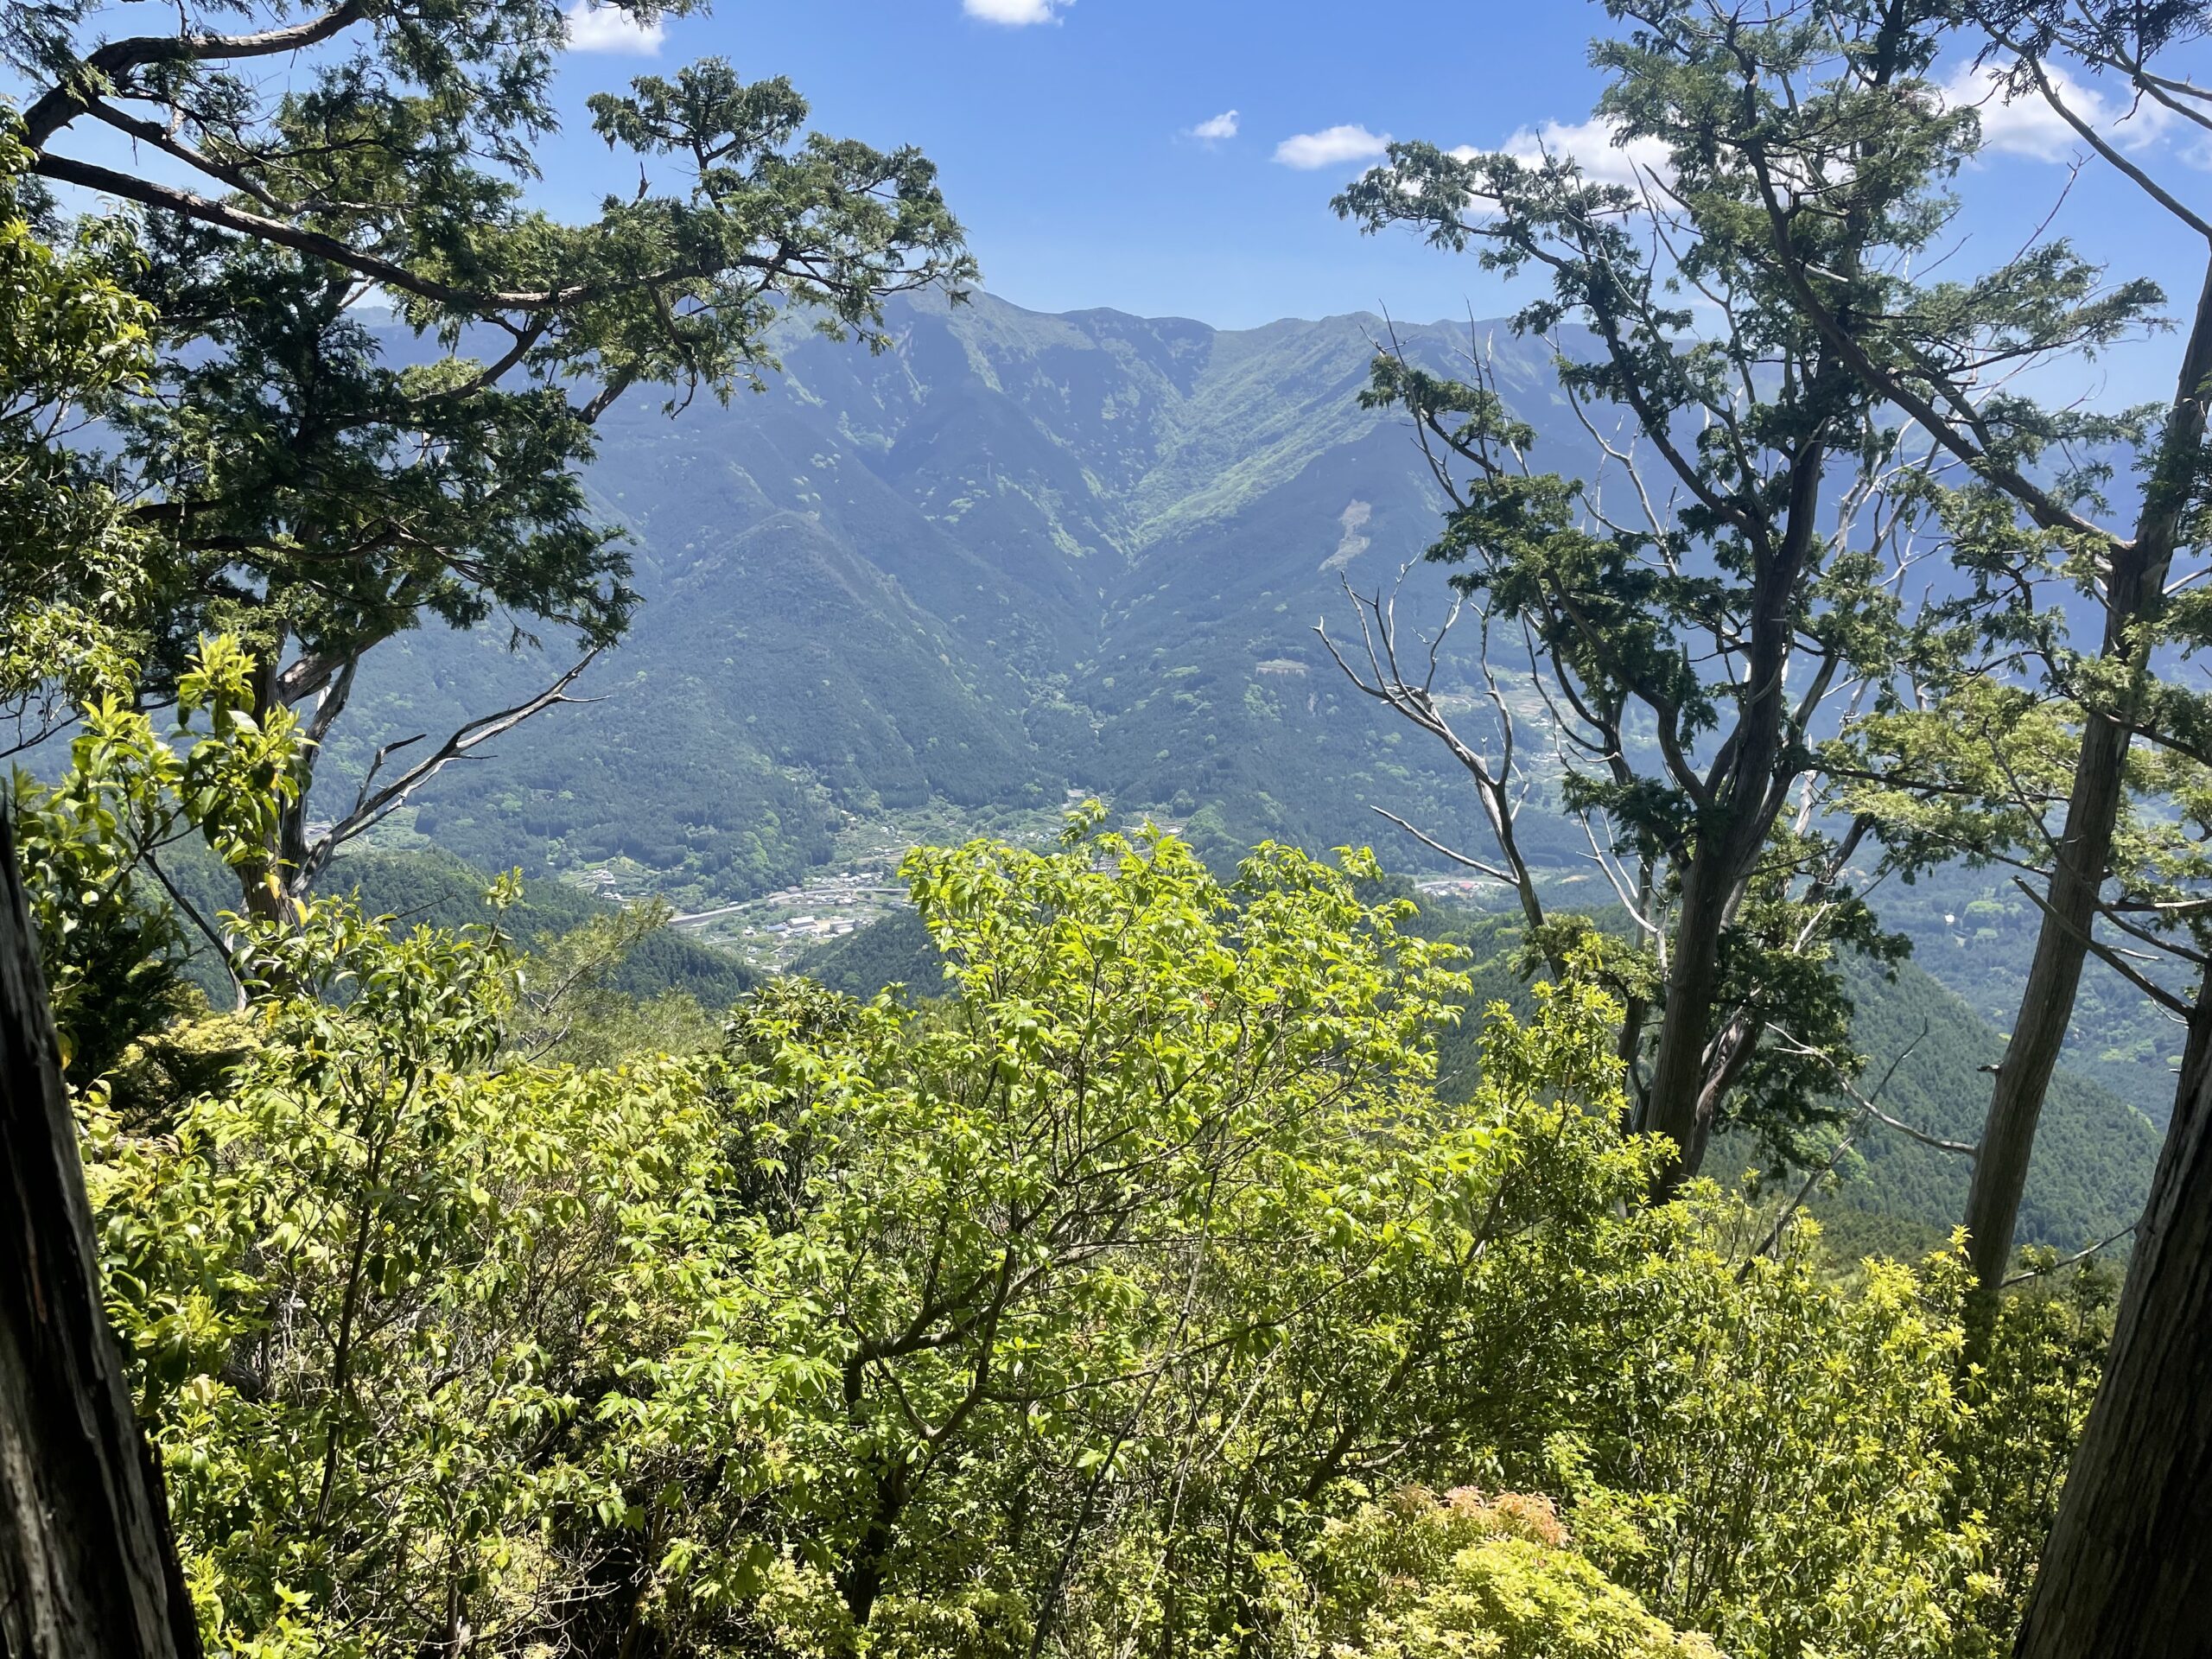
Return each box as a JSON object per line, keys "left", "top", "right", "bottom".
{"left": 334, "top": 286, "right": 2185, "bottom": 1137}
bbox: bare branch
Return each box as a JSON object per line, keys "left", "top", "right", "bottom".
{"left": 1366, "top": 807, "right": 1519, "bottom": 887}
{"left": 2001, "top": 1222, "right": 2139, "bottom": 1287}
{"left": 2008, "top": 876, "right": 2197, "bottom": 1017}
{"left": 297, "top": 649, "right": 602, "bottom": 889}
{"left": 1768, "top": 1020, "right": 1975, "bottom": 1155}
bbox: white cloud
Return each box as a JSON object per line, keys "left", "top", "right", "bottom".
{"left": 963, "top": 0, "right": 1072, "bottom": 23}
{"left": 1274, "top": 124, "right": 1391, "bottom": 170}
{"left": 1496, "top": 116, "right": 1672, "bottom": 188}
{"left": 1937, "top": 60, "right": 2168, "bottom": 162}
{"left": 563, "top": 1, "right": 664, "bottom": 54}
{"left": 1412, "top": 117, "right": 1668, "bottom": 216}
{"left": 1189, "top": 110, "right": 1240, "bottom": 143}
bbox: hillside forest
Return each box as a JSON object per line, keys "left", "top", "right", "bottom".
{"left": 3, "top": 1, "right": 2212, "bottom": 1656}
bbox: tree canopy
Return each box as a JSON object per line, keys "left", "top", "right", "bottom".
{"left": 7, "top": 0, "right": 973, "bottom": 908}
{"left": 7, "top": 0, "right": 2210, "bottom": 1649}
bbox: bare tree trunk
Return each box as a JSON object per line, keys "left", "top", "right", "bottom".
{"left": 1964, "top": 260, "right": 2212, "bottom": 1290}
{"left": 2012, "top": 966, "right": 2212, "bottom": 1656}
{"left": 0, "top": 809, "right": 200, "bottom": 1658}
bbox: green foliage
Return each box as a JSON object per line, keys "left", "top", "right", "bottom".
{"left": 1814, "top": 948, "right": 2159, "bottom": 1254}
{"left": 1326, "top": 0, "right": 2009, "bottom": 1177}
{"left": 1268, "top": 1487, "right": 1719, "bottom": 1658}
{"left": 315, "top": 846, "right": 759, "bottom": 1007}
{"left": 71, "top": 814, "right": 2091, "bottom": 1657}
{"left": 808, "top": 894, "right": 2160, "bottom": 1257}
{"left": 505, "top": 893, "right": 727, "bottom": 1065}
{"left": 1949, "top": 1262, "right": 2117, "bottom": 1634}
{"left": 8, "top": 11, "right": 2178, "bottom": 1651}
{"left": 11, "top": 0, "right": 974, "bottom": 905}
{"left": 0, "top": 122, "right": 154, "bottom": 716}
{"left": 1572, "top": 1210, "right": 1984, "bottom": 1658}
{"left": 11, "top": 634, "right": 302, "bottom": 1078}
{"left": 86, "top": 893, "right": 730, "bottom": 1656}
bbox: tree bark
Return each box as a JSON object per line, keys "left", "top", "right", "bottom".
{"left": 1643, "top": 435, "right": 1826, "bottom": 1194}
{"left": 2012, "top": 966, "right": 2212, "bottom": 1657}
{"left": 1962, "top": 711, "right": 2126, "bottom": 1288}
{"left": 1973, "top": 708, "right": 2123, "bottom": 1292}
{"left": 1963, "top": 259, "right": 2212, "bottom": 1289}
{"left": 0, "top": 810, "right": 200, "bottom": 1657}
{"left": 1643, "top": 849, "right": 1733, "bottom": 1190}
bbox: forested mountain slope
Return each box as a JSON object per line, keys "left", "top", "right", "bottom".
{"left": 334, "top": 289, "right": 2180, "bottom": 1129}
{"left": 335, "top": 291, "right": 1579, "bottom": 899}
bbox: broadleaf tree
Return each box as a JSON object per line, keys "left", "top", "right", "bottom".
{"left": 73, "top": 807, "right": 2083, "bottom": 1657}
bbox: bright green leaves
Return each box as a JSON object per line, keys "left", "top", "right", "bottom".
{"left": 73, "top": 812, "right": 2097, "bottom": 1657}
{"left": 11, "top": 633, "right": 307, "bottom": 1079}
{"left": 646, "top": 825, "right": 1678, "bottom": 1656}
{"left": 1572, "top": 1218, "right": 1982, "bottom": 1658}
{"left": 87, "top": 881, "right": 733, "bottom": 1652}
{"left": 1268, "top": 1487, "right": 1722, "bottom": 1659}
{"left": 173, "top": 633, "right": 309, "bottom": 875}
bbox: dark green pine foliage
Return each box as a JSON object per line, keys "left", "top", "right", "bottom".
{"left": 9, "top": 0, "right": 974, "bottom": 912}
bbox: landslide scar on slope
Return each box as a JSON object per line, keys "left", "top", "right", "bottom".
{"left": 1321, "top": 499, "right": 1372, "bottom": 570}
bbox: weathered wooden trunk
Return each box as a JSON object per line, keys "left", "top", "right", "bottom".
{"left": 2013, "top": 969, "right": 2212, "bottom": 1657}
{"left": 0, "top": 809, "right": 199, "bottom": 1658}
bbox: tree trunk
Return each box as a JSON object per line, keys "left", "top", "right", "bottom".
{"left": 0, "top": 809, "right": 200, "bottom": 1658}
{"left": 1644, "top": 849, "right": 1733, "bottom": 1193}
{"left": 1965, "top": 258, "right": 2212, "bottom": 1290}
{"left": 2012, "top": 967, "right": 2212, "bottom": 1656}
{"left": 1962, "top": 713, "right": 2127, "bottom": 1289}
{"left": 1644, "top": 436, "right": 1826, "bottom": 1195}
{"left": 837, "top": 1452, "right": 911, "bottom": 1631}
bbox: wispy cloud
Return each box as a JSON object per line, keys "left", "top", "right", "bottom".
{"left": 1274, "top": 124, "right": 1391, "bottom": 170}
{"left": 963, "top": 0, "right": 1073, "bottom": 24}
{"left": 1937, "top": 60, "right": 2167, "bottom": 162}
{"left": 1468, "top": 116, "right": 1672, "bottom": 189}
{"left": 1189, "top": 110, "right": 1240, "bottom": 143}
{"left": 563, "top": 0, "right": 664, "bottom": 55}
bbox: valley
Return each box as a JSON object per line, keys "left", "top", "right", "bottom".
{"left": 14, "top": 0, "right": 2209, "bottom": 1643}
{"left": 324, "top": 289, "right": 2183, "bottom": 1141}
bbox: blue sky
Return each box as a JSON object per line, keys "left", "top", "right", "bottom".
{"left": 15, "top": 0, "right": 2208, "bottom": 403}
{"left": 537, "top": 0, "right": 1661, "bottom": 327}
{"left": 518, "top": 0, "right": 2212, "bottom": 408}
{"left": 548, "top": 0, "right": 1613, "bottom": 328}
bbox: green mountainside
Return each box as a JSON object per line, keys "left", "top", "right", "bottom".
{"left": 328, "top": 289, "right": 2173, "bottom": 1219}
{"left": 335, "top": 291, "right": 1590, "bottom": 903}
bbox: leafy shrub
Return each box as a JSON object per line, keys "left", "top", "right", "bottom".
{"left": 1264, "top": 1485, "right": 1719, "bottom": 1659}
{"left": 77, "top": 816, "right": 2098, "bottom": 1658}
